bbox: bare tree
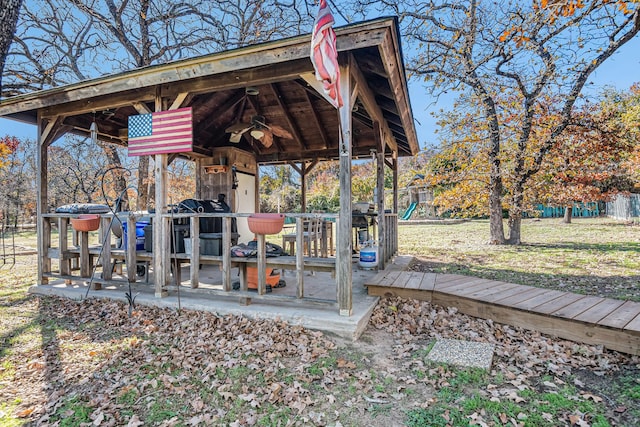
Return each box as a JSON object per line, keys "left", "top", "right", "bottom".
{"left": 364, "top": 0, "right": 639, "bottom": 244}
{"left": 4, "top": 0, "right": 313, "bottom": 210}
{"left": 0, "top": 0, "right": 23, "bottom": 95}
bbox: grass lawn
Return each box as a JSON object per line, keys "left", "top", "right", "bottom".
{"left": 0, "top": 217, "right": 638, "bottom": 426}
{"left": 399, "top": 217, "right": 640, "bottom": 301}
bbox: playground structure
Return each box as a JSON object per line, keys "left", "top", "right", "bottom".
{"left": 399, "top": 174, "right": 435, "bottom": 220}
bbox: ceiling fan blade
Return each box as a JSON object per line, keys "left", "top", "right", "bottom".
{"left": 225, "top": 122, "right": 253, "bottom": 133}
{"left": 259, "top": 130, "right": 274, "bottom": 148}
{"left": 229, "top": 132, "right": 243, "bottom": 143}
{"left": 269, "top": 125, "right": 293, "bottom": 139}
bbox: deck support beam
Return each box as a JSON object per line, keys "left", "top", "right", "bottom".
{"left": 337, "top": 56, "right": 353, "bottom": 316}
{"left": 153, "top": 91, "right": 170, "bottom": 297}
{"left": 374, "top": 122, "right": 386, "bottom": 270}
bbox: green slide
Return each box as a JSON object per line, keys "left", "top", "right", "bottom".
{"left": 401, "top": 202, "right": 417, "bottom": 220}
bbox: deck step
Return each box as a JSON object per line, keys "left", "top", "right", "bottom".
{"left": 366, "top": 271, "right": 640, "bottom": 356}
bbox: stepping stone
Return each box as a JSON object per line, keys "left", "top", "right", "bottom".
{"left": 426, "top": 339, "right": 495, "bottom": 370}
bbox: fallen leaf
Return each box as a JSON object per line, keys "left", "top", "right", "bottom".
{"left": 581, "top": 393, "right": 603, "bottom": 403}
{"left": 499, "top": 412, "right": 508, "bottom": 424}
{"left": 16, "top": 408, "right": 34, "bottom": 418}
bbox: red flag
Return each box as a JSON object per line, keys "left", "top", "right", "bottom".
{"left": 127, "top": 107, "right": 193, "bottom": 156}
{"left": 310, "top": 0, "right": 343, "bottom": 109}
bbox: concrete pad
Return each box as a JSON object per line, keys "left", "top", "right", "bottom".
{"left": 426, "top": 338, "right": 495, "bottom": 370}
{"left": 28, "top": 262, "right": 381, "bottom": 341}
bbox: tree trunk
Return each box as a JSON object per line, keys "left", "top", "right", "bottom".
{"left": 0, "top": 0, "right": 23, "bottom": 95}
{"left": 507, "top": 215, "right": 522, "bottom": 245}
{"left": 507, "top": 184, "right": 525, "bottom": 245}
{"left": 137, "top": 156, "right": 149, "bottom": 210}
{"left": 563, "top": 206, "right": 572, "bottom": 223}
{"left": 488, "top": 176, "right": 505, "bottom": 244}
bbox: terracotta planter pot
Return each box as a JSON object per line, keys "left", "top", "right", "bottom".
{"left": 70, "top": 214, "right": 101, "bottom": 232}
{"left": 247, "top": 213, "right": 285, "bottom": 235}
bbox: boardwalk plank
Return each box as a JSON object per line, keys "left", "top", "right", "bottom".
{"left": 378, "top": 270, "right": 402, "bottom": 287}
{"left": 623, "top": 313, "right": 640, "bottom": 335}
{"left": 534, "top": 293, "right": 585, "bottom": 315}
{"left": 392, "top": 271, "right": 414, "bottom": 289}
{"left": 494, "top": 287, "right": 550, "bottom": 306}
{"left": 419, "top": 273, "right": 437, "bottom": 291}
{"left": 434, "top": 274, "right": 472, "bottom": 287}
{"left": 512, "top": 290, "right": 566, "bottom": 311}
{"left": 456, "top": 282, "right": 519, "bottom": 300}
{"left": 471, "top": 283, "right": 532, "bottom": 303}
{"left": 552, "top": 296, "right": 605, "bottom": 319}
{"left": 449, "top": 281, "right": 513, "bottom": 299}
{"left": 573, "top": 299, "right": 626, "bottom": 324}
{"left": 366, "top": 270, "right": 389, "bottom": 287}
{"left": 434, "top": 277, "right": 497, "bottom": 295}
{"left": 405, "top": 272, "right": 426, "bottom": 290}
{"left": 599, "top": 301, "right": 640, "bottom": 329}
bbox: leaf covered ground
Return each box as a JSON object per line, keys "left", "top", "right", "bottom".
{"left": 1, "top": 218, "right": 639, "bottom": 426}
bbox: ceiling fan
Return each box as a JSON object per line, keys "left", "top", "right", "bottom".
{"left": 225, "top": 115, "right": 293, "bottom": 148}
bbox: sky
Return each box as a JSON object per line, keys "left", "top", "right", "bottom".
{"left": 1, "top": 33, "right": 639, "bottom": 150}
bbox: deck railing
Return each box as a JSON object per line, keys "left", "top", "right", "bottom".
{"left": 40, "top": 212, "right": 340, "bottom": 306}
{"left": 39, "top": 210, "right": 397, "bottom": 307}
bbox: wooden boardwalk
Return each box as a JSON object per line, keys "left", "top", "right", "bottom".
{"left": 365, "top": 269, "right": 640, "bottom": 355}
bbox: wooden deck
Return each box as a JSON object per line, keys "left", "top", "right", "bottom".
{"left": 365, "top": 269, "right": 640, "bottom": 355}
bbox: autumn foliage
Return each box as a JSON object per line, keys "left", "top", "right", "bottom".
{"left": 0, "top": 135, "right": 19, "bottom": 167}
{"left": 427, "top": 85, "right": 639, "bottom": 218}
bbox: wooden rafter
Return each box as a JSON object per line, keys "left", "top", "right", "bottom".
{"left": 300, "top": 84, "right": 330, "bottom": 149}
{"left": 269, "top": 83, "right": 306, "bottom": 149}
{"left": 350, "top": 54, "right": 397, "bottom": 153}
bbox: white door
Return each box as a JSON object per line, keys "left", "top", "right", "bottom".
{"left": 234, "top": 171, "right": 256, "bottom": 244}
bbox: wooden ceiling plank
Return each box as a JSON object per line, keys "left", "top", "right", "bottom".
{"left": 269, "top": 83, "right": 306, "bottom": 149}
{"left": 379, "top": 31, "right": 420, "bottom": 155}
{"left": 197, "top": 90, "right": 246, "bottom": 131}
{"left": 299, "top": 72, "right": 336, "bottom": 107}
{"left": 350, "top": 54, "right": 397, "bottom": 153}
{"left": 301, "top": 88, "right": 330, "bottom": 149}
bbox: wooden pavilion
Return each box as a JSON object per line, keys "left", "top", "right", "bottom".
{"left": 0, "top": 17, "right": 419, "bottom": 316}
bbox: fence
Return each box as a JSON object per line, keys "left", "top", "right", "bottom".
{"left": 606, "top": 194, "right": 640, "bottom": 220}
{"left": 534, "top": 202, "right": 601, "bottom": 218}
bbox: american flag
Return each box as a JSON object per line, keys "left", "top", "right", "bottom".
{"left": 310, "top": 0, "right": 343, "bottom": 109}
{"left": 127, "top": 107, "right": 193, "bottom": 156}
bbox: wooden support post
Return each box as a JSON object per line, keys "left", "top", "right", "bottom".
{"left": 36, "top": 113, "right": 50, "bottom": 285}
{"left": 222, "top": 217, "right": 232, "bottom": 291}
{"left": 154, "top": 153, "right": 169, "bottom": 297}
{"left": 190, "top": 216, "right": 200, "bottom": 288}
{"left": 58, "top": 218, "right": 71, "bottom": 282}
{"left": 98, "top": 216, "right": 111, "bottom": 285}
{"left": 257, "top": 234, "right": 267, "bottom": 295}
{"left": 392, "top": 151, "right": 398, "bottom": 214}
{"left": 337, "top": 57, "right": 353, "bottom": 316}
{"left": 79, "top": 231, "right": 90, "bottom": 278}
{"left": 126, "top": 215, "right": 137, "bottom": 283}
{"left": 391, "top": 152, "right": 399, "bottom": 257}
{"left": 295, "top": 217, "right": 304, "bottom": 298}
{"left": 374, "top": 122, "right": 386, "bottom": 271}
